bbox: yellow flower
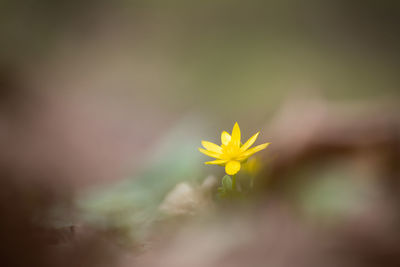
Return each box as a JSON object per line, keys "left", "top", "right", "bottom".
{"left": 243, "top": 156, "right": 262, "bottom": 176}
{"left": 199, "top": 122, "right": 270, "bottom": 176}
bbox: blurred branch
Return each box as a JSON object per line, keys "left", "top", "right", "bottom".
{"left": 262, "top": 97, "right": 400, "bottom": 189}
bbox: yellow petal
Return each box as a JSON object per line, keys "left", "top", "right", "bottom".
{"left": 225, "top": 161, "right": 241, "bottom": 175}
{"left": 221, "top": 131, "right": 231, "bottom": 146}
{"left": 231, "top": 122, "right": 241, "bottom": 147}
{"left": 198, "top": 148, "right": 222, "bottom": 159}
{"left": 205, "top": 159, "right": 228, "bottom": 165}
{"left": 240, "top": 132, "right": 259, "bottom": 152}
{"left": 238, "top": 143, "right": 270, "bottom": 160}
{"left": 201, "top": 141, "right": 223, "bottom": 153}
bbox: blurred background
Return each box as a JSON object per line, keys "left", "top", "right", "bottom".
{"left": 0, "top": 1, "right": 399, "bottom": 267}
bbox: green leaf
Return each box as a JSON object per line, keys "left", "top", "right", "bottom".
{"left": 222, "top": 175, "right": 233, "bottom": 192}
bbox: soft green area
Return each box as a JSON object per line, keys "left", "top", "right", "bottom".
{"left": 292, "top": 161, "right": 374, "bottom": 224}
{"left": 78, "top": 116, "right": 207, "bottom": 243}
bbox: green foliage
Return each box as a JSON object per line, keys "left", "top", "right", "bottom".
{"left": 222, "top": 175, "right": 233, "bottom": 191}
{"left": 218, "top": 175, "right": 248, "bottom": 200}
{"left": 77, "top": 117, "right": 207, "bottom": 245}
{"left": 218, "top": 175, "right": 233, "bottom": 198}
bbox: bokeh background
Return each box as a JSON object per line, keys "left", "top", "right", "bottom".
{"left": 0, "top": 1, "right": 399, "bottom": 267}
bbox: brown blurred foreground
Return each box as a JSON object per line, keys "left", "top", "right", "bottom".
{"left": 1, "top": 80, "right": 400, "bottom": 266}
{"left": 134, "top": 98, "right": 400, "bottom": 267}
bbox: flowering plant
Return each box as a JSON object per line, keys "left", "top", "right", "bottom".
{"left": 199, "top": 122, "right": 269, "bottom": 197}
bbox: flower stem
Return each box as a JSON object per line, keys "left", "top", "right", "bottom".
{"left": 232, "top": 174, "right": 236, "bottom": 191}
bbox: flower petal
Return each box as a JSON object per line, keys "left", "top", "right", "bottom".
{"left": 240, "top": 132, "right": 259, "bottom": 152}
{"left": 231, "top": 122, "right": 241, "bottom": 147}
{"left": 221, "top": 131, "right": 231, "bottom": 146}
{"left": 202, "top": 141, "right": 223, "bottom": 154}
{"left": 198, "top": 148, "right": 222, "bottom": 159}
{"left": 225, "top": 161, "right": 241, "bottom": 175}
{"left": 238, "top": 143, "right": 270, "bottom": 160}
{"left": 205, "top": 159, "right": 228, "bottom": 165}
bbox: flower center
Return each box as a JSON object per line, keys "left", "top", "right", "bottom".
{"left": 221, "top": 142, "right": 241, "bottom": 160}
